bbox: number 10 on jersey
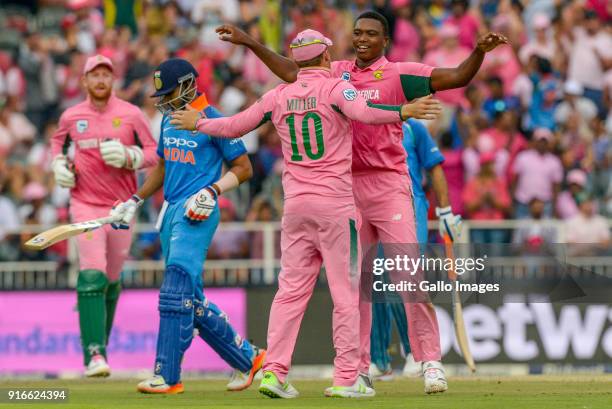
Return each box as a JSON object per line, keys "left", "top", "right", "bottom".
{"left": 286, "top": 112, "right": 325, "bottom": 161}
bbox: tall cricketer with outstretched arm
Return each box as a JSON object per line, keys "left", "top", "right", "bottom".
{"left": 170, "top": 29, "right": 441, "bottom": 399}
{"left": 110, "top": 58, "right": 265, "bottom": 395}
{"left": 216, "top": 12, "right": 507, "bottom": 394}
{"left": 50, "top": 55, "right": 158, "bottom": 377}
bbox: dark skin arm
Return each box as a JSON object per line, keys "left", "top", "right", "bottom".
{"left": 429, "top": 164, "right": 450, "bottom": 208}
{"left": 216, "top": 25, "right": 299, "bottom": 83}
{"left": 431, "top": 32, "right": 509, "bottom": 91}
{"left": 227, "top": 154, "right": 253, "bottom": 185}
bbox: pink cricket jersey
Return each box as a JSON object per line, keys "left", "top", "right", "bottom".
{"left": 195, "top": 68, "right": 405, "bottom": 200}
{"left": 51, "top": 94, "right": 158, "bottom": 206}
{"left": 331, "top": 56, "right": 434, "bottom": 175}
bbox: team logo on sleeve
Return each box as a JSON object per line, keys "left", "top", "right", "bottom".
{"left": 341, "top": 71, "right": 351, "bottom": 81}
{"left": 76, "top": 120, "right": 88, "bottom": 133}
{"left": 373, "top": 70, "right": 384, "bottom": 80}
{"left": 342, "top": 89, "right": 357, "bottom": 101}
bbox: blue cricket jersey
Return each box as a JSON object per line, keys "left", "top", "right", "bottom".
{"left": 402, "top": 119, "right": 445, "bottom": 199}
{"left": 157, "top": 105, "right": 248, "bottom": 203}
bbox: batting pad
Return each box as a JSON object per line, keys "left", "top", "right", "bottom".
{"left": 193, "top": 297, "right": 253, "bottom": 372}
{"left": 154, "top": 264, "right": 195, "bottom": 385}
{"left": 76, "top": 269, "right": 109, "bottom": 365}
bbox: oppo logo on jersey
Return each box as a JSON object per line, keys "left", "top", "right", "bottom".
{"left": 163, "top": 137, "right": 198, "bottom": 148}
{"left": 163, "top": 137, "right": 197, "bottom": 165}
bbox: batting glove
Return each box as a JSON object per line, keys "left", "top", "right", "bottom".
{"left": 100, "top": 139, "right": 144, "bottom": 170}
{"left": 51, "top": 154, "right": 76, "bottom": 188}
{"left": 436, "top": 206, "right": 463, "bottom": 242}
{"left": 184, "top": 186, "right": 218, "bottom": 222}
{"left": 109, "top": 195, "right": 143, "bottom": 229}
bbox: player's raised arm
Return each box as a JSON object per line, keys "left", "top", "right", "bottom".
{"left": 170, "top": 92, "right": 274, "bottom": 138}
{"left": 430, "top": 32, "right": 509, "bottom": 91}
{"left": 216, "top": 24, "right": 299, "bottom": 83}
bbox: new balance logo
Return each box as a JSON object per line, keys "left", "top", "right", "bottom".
{"left": 392, "top": 214, "right": 402, "bottom": 221}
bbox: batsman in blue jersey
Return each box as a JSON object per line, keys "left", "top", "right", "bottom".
{"left": 370, "top": 119, "right": 462, "bottom": 380}
{"left": 110, "top": 58, "right": 265, "bottom": 394}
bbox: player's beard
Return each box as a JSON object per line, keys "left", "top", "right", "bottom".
{"left": 87, "top": 84, "right": 112, "bottom": 104}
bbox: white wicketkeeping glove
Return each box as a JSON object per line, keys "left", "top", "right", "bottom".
{"left": 99, "top": 139, "right": 144, "bottom": 170}
{"left": 51, "top": 154, "right": 75, "bottom": 188}
{"left": 184, "top": 186, "right": 217, "bottom": 221}
{"left": 109, "top": 195, "right": 143, "bottom": 229}
{"left": 436, "top": 206, "right": 463, "bottom": 242}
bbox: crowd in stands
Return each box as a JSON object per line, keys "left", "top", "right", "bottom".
{"left": 0, "top": 0, "right": 609, "bottom": 262}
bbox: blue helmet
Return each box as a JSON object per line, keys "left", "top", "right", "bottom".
{"left": 151, "top": 58, "right": 199, "bottom": 114}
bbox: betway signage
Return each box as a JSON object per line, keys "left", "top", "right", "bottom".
{"left": 436, "top": 302, "right": 612, "bottom": 363}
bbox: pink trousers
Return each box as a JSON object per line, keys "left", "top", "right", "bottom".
{"left": 353, "top": 171, "right": 441, "bottom": 372}
{"left": 263, "top": 197, "right": 360, "bottom": 387}
{"left": 70, "top": 199, "right": 133, "bottom": 281}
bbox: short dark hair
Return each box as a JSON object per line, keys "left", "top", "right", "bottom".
{"left": 355, "top": 11, "right": 390, "bottom": 37}
{"left": 296, "top": 53, "right": 324, "bottom": 68}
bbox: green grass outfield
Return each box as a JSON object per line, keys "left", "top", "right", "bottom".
{"left": 0, "top": 375, "right": 610, "bottom": 409}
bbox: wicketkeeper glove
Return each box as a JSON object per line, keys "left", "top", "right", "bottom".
{"left": 184, "top": 186, "right": 218, "bottom": 222}
{"left": 51, "top": 154, "right": 76, "bottom": 188}
{"left": 109, "top": 195, "right": 143, "bottom": 229}
{"left": 436, "top": 206, "right": 463, "bottom": 242}
{"left": 99, "top": 139, "right": 144, "bottom": 170}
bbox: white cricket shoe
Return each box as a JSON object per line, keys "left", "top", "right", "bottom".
{"left": 369, "top": 363, "right": 394, "bottom": 381}
{"left": 423, "top": 361, "right": 448, "bottom": 394}
{"left": 259, "top": 371, "right": 299, "bottom": 399}
{"left": 137, "top": 375, "right": 184, "bottom": 394}
{"left": 324, "top": 374, "right": 376, "bottom": 398}
{"left": 402, "top": 353, "right": 421, "bottom": 377}
{"left": 226, "top": 347, "right": 266, "bottom": 391}
{"left": 85, "top": 354, "right": 110, "bottom": 378}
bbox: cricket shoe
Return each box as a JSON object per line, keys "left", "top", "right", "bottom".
{"left": 423, "top": 361, "right": 448, "bottom": 394}
{"left": 324, "top": 374, "right": 376, "bottom": 398}
{"left": 369, "top": 363, "right": 393, "bottom": 381}
{"left": 85, "top": 354, "right": 110, "bottom": 378}
{"left": 137, "top": 375, "right": 184, "bottom": 394}
{"left": 226, "top": 346, "right": 267, "bottom": 391}
{"left": 258, "top": 371, "right": 299, "bottom": 399}
{"left": 402, "top": 353, "right": 422, "bottom": 377}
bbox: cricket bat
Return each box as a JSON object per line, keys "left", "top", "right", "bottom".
{"left": 24, "top": 216, "right": 119, "bottom": 251}
{"left": 443, "top": 234, "right": 476, "bottom": 372}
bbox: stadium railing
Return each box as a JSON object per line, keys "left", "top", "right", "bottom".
{"left": 1, "top": 220, "right": 610, "bottom": 290}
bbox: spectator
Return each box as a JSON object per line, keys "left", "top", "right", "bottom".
{"left": 463, "top": 152, "right": 511, "bottom": 243}
{"left": 439, "top": 131, "right": 465, "bottom": 216}
{"left": 518, "top": 13, "right": 557, "bottom": 66}
{"left": 511, "top": 128, "right": 563, "bottom": 218}
{"left": 444, "top": 0, "right": 482, "bottom": 49}
{"left": 423, "top": 24, "right": 472, "bottom": 108}
{"left": 482, "top": 76, "right": 521, "bottom": 121}
{"left": 565, "top": 193, "right": 610, "bottom": 255}
{"left": 556, "top": 169, "right": 589, "bottom": 220}
{"left": 528, "top": 57, "right": 560, "bottom": 130}
{"left": 564, "top": 9, "right": 612, "bottom": 115}
{"left": 513, "top": 198, "right": 558, "bottom": 252}
{"left": 388, "top": 0, "right": 420, "bottom": 63}
{"left": 555, "top": 80, "right": 598, "bottom": 130}
{"left": 208, "top": 197, "right": 249, "bottom": 260}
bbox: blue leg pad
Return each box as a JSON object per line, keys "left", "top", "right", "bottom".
{"left": 154, "top": 265, "right": 195, "bottom": 385}
{"left": 194, "top": 297, "right": 253, "bottom": 372}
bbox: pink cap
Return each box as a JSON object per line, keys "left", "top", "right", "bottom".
{"left": 533, "top": 127, "right": 553, "bottom": 141}
{"left": 439, "top": 24, "right": 459, "bottom": 39}
{"left": 67, "top": 0, "right": 99, "bottom": 10}
{"left": 23, "top": 182, "right": 47, "bottom": 201}
{"left": 290, "top": 29, "right": 333, "bottom": 62}
{"left": 567, "top": 169, "right": 587, "bottom": 186}
{"left": 533, "top": 13, "right": 550, "bottom": 30}
{"left": 83, "top": 54, "right": 113, "bottom": 75}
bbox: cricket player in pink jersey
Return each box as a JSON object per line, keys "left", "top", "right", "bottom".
{"left": 50, "top": 55, "right": 157, "bottom": 377}
{"left": 217, "top": 11, "right": 508, "bottom": 394}
{"left": 170, "top": 30, "right": 441, "bottom": 399}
